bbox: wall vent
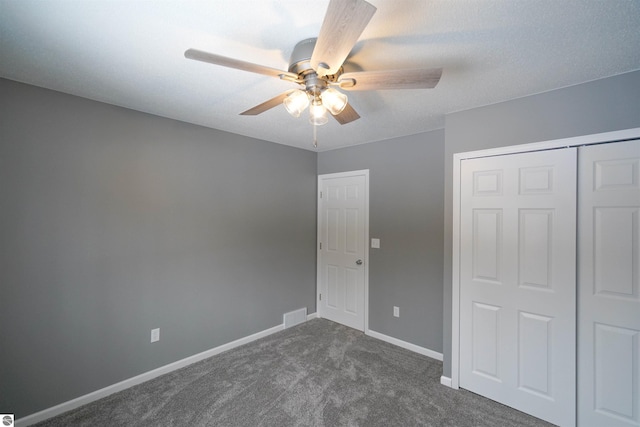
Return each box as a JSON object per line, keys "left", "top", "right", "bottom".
{"left": 283, "top": 307, "right": 307, "bottom": 329}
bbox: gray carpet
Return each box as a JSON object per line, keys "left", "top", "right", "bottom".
{"left": 34, "top": 319, "right": 553, "bottom": 426}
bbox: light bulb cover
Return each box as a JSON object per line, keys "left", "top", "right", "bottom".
{"left": 309, "top": 100, "right": 328, "bottom": 126}
{"left": 321, "top": 88, "right": 348, "bottom": 115}
{"left": 283, "top": 90, "right": 309, "bottom": 118}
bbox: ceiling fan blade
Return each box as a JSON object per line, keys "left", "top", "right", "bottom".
{"left": 338, "top": 68, "right": 443, "bottom": 91}
{"left": 185, "top": 49, "right": 298, "bottom": 81}
{"left": 331, "top": 102, "right": 360, "bottom": 124}
{"left": 240, "top": 91, "right": 294, "bottom": 116}
{"left": 311, "top": 0, "right": 377, "bottom": 76}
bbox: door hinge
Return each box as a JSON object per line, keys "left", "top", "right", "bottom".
{"left": 320, "top": 242, "right": 322, "bottom": 250}
{"left": 319, "top": 293, "right": 322, "bottom": 301}
{"left": 320, "top": 191, "right": 323, "bottom": 199}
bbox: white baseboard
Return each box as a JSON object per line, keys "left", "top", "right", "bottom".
{"left": 366, "top": 329, "right": 443, "bottom": 361}
{"left": 440, "top": 375, "right": 453, "bottom": 388}
{"left": 17, "top": 322, "right": 287, "bottom": 426}
{"left": 307, "top": 311, "right": 318, "bottom": 320}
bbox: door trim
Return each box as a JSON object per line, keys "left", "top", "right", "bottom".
{"left": 317, "top": 169, "right": 370, "bottom": 334}
{"left": 450, "top": 127, "right": 640, "bottom": 390}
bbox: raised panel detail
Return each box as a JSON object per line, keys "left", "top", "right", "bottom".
{"left": 472, "top": 302, "right": 501, "bottom": 381}
{"left": 346, "top": 184, "right": 359, "bottom": 200}
{"left": 326, "top": 208, "right": 339, "bottom": 252}
{"left": 594, "top": 323, "right": 639, "bottom": 423}
{"left": 595, "top": 158, "right": 639, "bottom": 191}
{"left": 594, "top": 208, "right": 639, "bottom": 300}
{"left": 473, "top": 170, "right": 503, "bottom": 196}
{"left": 518, "top": 312, "right": 553, "bottom": 398}
{"left": 519, "top": 209, "right": 553, "bottom": 290}
{"left": 327, "top": 265, "right": 339, "bottom": 308}
{"left": 345, "top": 208, "right": 359, "bottom": 254}
{"left": 327, "top": 185, "right": 341, "bottom": 201}
{"left": 345, "top": 268, "right": 358, "bottom": 314}
{"left": 520, "top": 166, "right": 554, "bottom": 194}
{"left": 473, "top": 209, "right": 502, "bottom": 283}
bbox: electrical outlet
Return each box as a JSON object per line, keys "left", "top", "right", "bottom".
{"left": 151, "top": 328, "right": 160, "bottom": 343}
{"left": 371, "top": 238, "right": 380, "bottom": 249}
{"left": 393, "top": 306, "right": 399, "bottom": 318}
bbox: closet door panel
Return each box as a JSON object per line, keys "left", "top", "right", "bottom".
{"left": 460, "top": 148, "right": 577, "bottom": 427}
{"left": 578, "top": 139, "right": 640, "bottom": 427}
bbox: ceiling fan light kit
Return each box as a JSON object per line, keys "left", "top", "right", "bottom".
{"left": 309, "top": 99, "right": 329, "bottom": 126}
{"left": 184, "top": 0, "right": 442, "bottom": 146}
{"left": 321, "top": 88, "right": 348, "bottom": 115}
{"left": 283, "top": 86, "right": 347, "bottom": 124}
{"left": 283, "top": 90, "right": 309, "bottom": 118}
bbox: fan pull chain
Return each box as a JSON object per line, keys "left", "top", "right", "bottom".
{"left": 313, "top": 123, "right": 318, "bottom": 148}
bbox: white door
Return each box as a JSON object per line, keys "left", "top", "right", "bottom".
{"left": 578, "top": 139, "right": 640, "bottom": 427}
{"left": 317, "top": 171, "right": 368, "bottom": 331}
{"left": 459, "top": 149, "right": 577, "bottom": 426}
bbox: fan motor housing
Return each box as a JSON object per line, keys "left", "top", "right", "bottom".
{"left": 289, "top": 38, "right": 343, "bottom": 83}
{"left": 288, "top": 38, "right": 317, "bottom": 76}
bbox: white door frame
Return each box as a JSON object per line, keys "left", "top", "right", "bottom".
{"left": 317, "top": 169, "right": 370, "bottom": 334}
{"left": 449, "top": 127, "right": 640, "bottom": 390}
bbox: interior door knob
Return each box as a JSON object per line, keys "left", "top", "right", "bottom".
{"left": 356, "top": 259, "right": 363, "bottom": 265}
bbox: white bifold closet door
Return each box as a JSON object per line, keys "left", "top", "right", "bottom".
{"left": 459, "top": 148, "right": 577, "bottom": 426}
{"left": 578, "top": 139, "right": 640, "bottom": 427}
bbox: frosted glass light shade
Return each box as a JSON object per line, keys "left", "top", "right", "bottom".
{"left": 321, "top": 88, "right": 348, "bottom": 115}
{"left": 309, "top": 100, "right": 328, "bottom": 126}
{"left": 283, "top": 90, "right": 309, "bottom": 117}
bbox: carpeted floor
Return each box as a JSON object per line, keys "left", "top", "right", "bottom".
{"left": 34, "top": 318, "right": 553, "bottom": 426}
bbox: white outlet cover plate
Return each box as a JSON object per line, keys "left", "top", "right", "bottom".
{"left": 371, "top": 238, "right": 380, "bottom": 249}
{"left": 151, "top": 328, "right": 160, "bottom": 343}
{"left": 393, "top": 306, "right": 399, "bottom": 317}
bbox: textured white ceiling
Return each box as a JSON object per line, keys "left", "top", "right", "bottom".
{"left": 1, "top": 0, "right": 639, "bottom": 151}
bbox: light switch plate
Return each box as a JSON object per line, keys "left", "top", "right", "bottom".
{"left": 371, "top": 238, "right": 380, "bottom": 249}
{"left": 151, "top": 328, "right": 160, "bottom": 343}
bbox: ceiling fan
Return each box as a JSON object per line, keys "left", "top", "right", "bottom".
{"left": 184, "top": 0, "right": 442, "bottom": 146}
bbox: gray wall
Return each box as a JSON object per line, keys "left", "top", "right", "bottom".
{"left": 0, "top": 78, "right": 317, "bottom": 418}
{"left": 318, "top": 130, "right": 445, "bottom": 353}
{"left": 4, "top": 67, "right": 639, "bottom": 418}
{"left": 442, "top": 70, "right": 640, "bottom": 377}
